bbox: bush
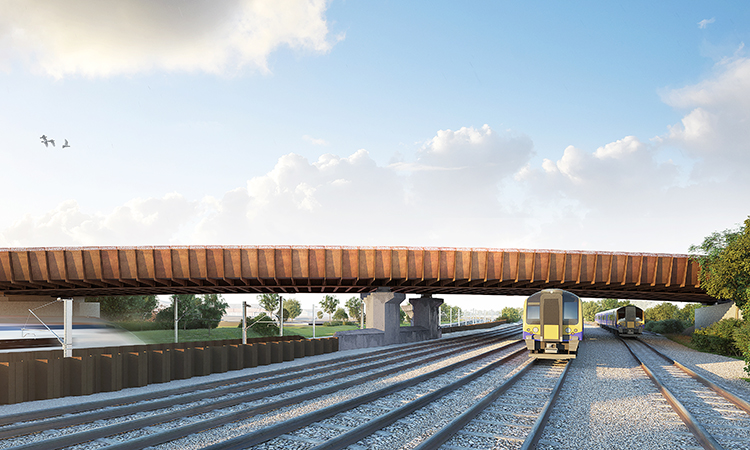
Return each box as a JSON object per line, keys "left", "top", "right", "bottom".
{"left": 327, "top": 320, "right": 359, "bottom": 327}
{"left": 645, "top": 319, "right": 686, "bottom": 334}
{"left": 692, "top": 318, "right": 744, "bottom": 357}
{"left": 237, "top": 313, "right": 279, "bottom": 337}
{"left": 733, "top": 320, "right": 750, "bottom": 375}
{"left": 116, "top": 321, "right": 172, "bottom": 331}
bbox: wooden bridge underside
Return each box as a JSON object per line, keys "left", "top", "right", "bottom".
{"left": 0, "top": 246, "right": 712, "bottom": 302}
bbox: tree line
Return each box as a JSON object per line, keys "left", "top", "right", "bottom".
{"left": 86, "top": 293, "right": 229, "bottom": 333}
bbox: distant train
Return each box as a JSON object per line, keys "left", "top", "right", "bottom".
{"left": 595, "top": 305, "right": 644, "bottom": 337}
{"left": 523, "top": 289, "right": 583, "bottom": 359}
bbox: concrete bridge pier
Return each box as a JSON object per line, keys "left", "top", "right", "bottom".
{"left": 363, "top": 287, "right": 406, "bottom": 345}
{"left": 409, "top": 294, "right": 443, "bottom": 339}
{"left": 335, "top": 289, "right": 444, "bottom": 350}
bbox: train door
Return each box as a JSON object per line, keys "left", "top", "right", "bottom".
{"left": 624, "top": 306, "right": 637, "bottom": 330}
{"left": 540, "top": 291, "right": 562, "bottom": 349}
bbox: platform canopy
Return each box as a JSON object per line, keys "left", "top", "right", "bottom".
{"left": 0, "top": 246, "right": 715, "bottom": 303}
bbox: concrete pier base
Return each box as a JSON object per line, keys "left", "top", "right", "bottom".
{"left": 365, "top": 287, "right": 406, "bottom": 345}
{"left": 335, "top": 290, "right": 445, "bottom": 350}
{"left": 410, "top": 294, "right": 443, "bottom": 340}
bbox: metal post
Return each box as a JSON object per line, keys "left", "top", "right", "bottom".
{"left": 242, "top": 301, "right": 247, "bottom": 345}
{"left": 360, "top": 299, "right": 364, "bottom": 329}
{"left": 279, "top": 296, "right": 284, "bottom": 337}
{"left": 449, "top": 308, "right": 452, "bottom": 327}
{"left": 312, "top": 304, "right": 316, "bottom": 339}
{"left": 174, "top": 297, "right": 178, "bottom": 344}
{"left": 63, "top": 298, "right": 72, "bottom": 358}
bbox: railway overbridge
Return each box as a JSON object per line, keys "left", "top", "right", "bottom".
{"left": 0, "top": 246, "right": 715, "bottom": 349}
{"left": 0, "top": 245, "right": 710, "bottom": 300}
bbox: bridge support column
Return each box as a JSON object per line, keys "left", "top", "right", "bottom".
{"left": 362, "top": 287, "right": 406, "bottom": 345}
{"left": 409, "top": 294, "right": 443, "bottom": 340}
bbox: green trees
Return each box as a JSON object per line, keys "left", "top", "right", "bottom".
{"left": 256, "top": 294, "right": 301, "bottom": 321}
{"left": 499, "top": 307, "right": 522, "bottom": 323}
{"left": 86, "top": 295, "right": 158, "bottom": 321}
{"left": 690, "top": 216, "right": 750, "bottom": 374}
{"left": 581, "top": 299, "right": 631, "bottom": 322}
{"left": 283, "top": 298, "right": 302, "bottom": 321}
{"left": 258, "top": 293, "right": 281, "bottom": 320}
{"left": 198, "top": 294, "right": 229, "bottom": 331}
{"left": 333, "top": 307, "right": 349, "bottom": 323}
{"left": 677, "top": 303, "right": 701, "bottom": 323}
{"left": 690, "top": 217, "right": 750, "bottom": 311}
{"left": 320, "top": 295, "right": 340, "bottom": 322}
{"left": 155, "top": 294, "right": 228, "bottom": 330}
{"left": 440, "top": 303, "right": 462, "bottom": 324}
{"left": 238, "top": 313, "right": 279, "bottom": 336}
{"left": 345, "top": 297, "right": 363, "bottom": 322}
{"left": 645, "top": 302, "right": 680, "bottom": 322}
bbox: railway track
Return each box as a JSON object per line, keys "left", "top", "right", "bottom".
{"left": 411, "top": 358, "right": 569, "bottom": 450}
{"left": 621, "top": 337, "right": 750, "bottom": 450}
{"left": 0, "top": 325, "right": 523, "bottom": 450}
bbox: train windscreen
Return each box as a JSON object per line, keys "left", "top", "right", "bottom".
{"left": 562, "top": 292, "right": 579, "bottom": 324}
{"left": 526, "top": 304, "right": 540, "bottom": 323}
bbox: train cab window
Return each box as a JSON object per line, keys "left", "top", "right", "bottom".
{"left": 562, "top": 297, "right": 579, "bottom": 324}
{"left": 526, "top": 304, "right": 540, "bottom": 324}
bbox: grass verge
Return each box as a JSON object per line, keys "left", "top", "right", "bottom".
{"left": 664, "top": 333, "right": 744, "bottom": 361}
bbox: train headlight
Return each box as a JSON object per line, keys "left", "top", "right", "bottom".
{"left": 532, "top": 327, "right": 539, "bottom": 333}
{"left": 565, "top": 327, "right": 571, "bottom": 333}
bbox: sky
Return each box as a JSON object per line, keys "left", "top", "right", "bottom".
{"left": 1, "top": 1, "right": 749, "bottom": 312}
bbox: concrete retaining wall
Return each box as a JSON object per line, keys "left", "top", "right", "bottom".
{"left": 0, "top": 335, "right": 338, "bottom": 405}
{"left": 695, "top": 302, "right": 744, "bottom": 330}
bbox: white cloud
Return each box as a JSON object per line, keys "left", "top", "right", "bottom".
{"left": 662, "top": 56, "right": 750, "bottom": 176}
{"left": 698, "top": 18, "right": 715, "bottom": 29}
{"left": 0, "top": 0, "right": 340, "bottom": 78}
{"left": 303, "top": 135, "right": 329, "bottom": 146}
{"left": 0, "top": 125, "right": 539, "bottom": 248}
{"left": 407, "top": 125, "right": 534, "bottom": 214}
{"left": 1, "top": 110, "right": 748, "bottom": 255}
{"left": 0, "top": 194, "right": 197, "bottom": 246}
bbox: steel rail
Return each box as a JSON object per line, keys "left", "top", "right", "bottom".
{"left": 6, "top": 333, "right": 522, "bottom": 450}
{"left": 306, "top": 349, "right": 533, "bottom": 450}
{"left": 619, "top": 338, "right": 724, "bottom": 450}
{"left": 0, "top": 327, "right": 518, "bottom": 440}
{"left": 195, "top": 346, "right": 528, "bottom": 450}
{"left": 411, "top": 360, "right": 536, "bottom": 450}
{"left": 635, "top": 337, "right": 750, "bottom": 415}
{"left": 410, "top": 359, "right": 569, "bottom": 450}
{"left": 520, "top": 359, "right": 571, "bottom": 450}
{"left": 0, "top": 324, "right": 515, "bottom": 428}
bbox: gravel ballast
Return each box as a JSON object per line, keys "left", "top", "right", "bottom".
{"left": 2, "top": 324, "right": 749, "bottom": 450}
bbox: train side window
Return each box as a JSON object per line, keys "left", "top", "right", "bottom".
{"left": 563, "top": 299, "right": 578, "bottom": 324}
{"left": 526, "top": 304, "right": 540, "bottom": 324}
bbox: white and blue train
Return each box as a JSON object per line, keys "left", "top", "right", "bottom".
{"left": 595, "top": 305, "right": 644, "bottom": 337}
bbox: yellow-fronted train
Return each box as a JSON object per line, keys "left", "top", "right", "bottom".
{"left": 523, "top": 289, "right": 583, "bottom": 359}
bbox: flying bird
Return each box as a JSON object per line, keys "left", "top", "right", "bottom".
{"left": 40, "top": 135, "right": 52, "bottom": 147}
{"left": 62, "top": 139, "right": 70, "bottom": 148}
{"left": 48, "top": 139, "right": 55, "bottom": 147}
